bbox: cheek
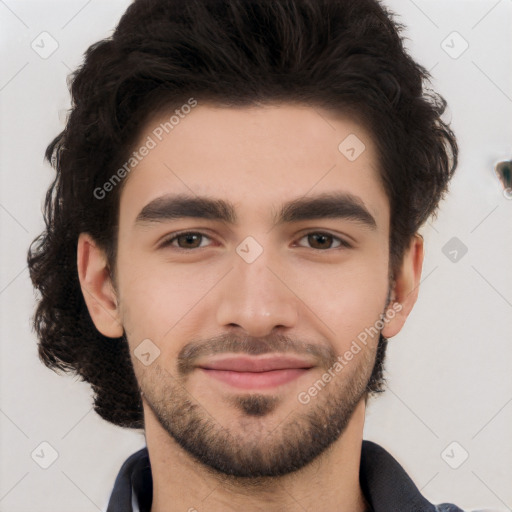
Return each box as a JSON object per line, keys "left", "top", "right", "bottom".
{"left": 117, "top": 252, "right": 226, "bottom": 343}
{"left": 291, "top": 256, "right": 389, "bottom": 345}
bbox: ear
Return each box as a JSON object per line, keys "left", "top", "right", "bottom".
{"left": 381, "top": 233, "right": 424, "bottom": 339}
{"left": 77, "top": 233, "right": 124, "bottom": 338}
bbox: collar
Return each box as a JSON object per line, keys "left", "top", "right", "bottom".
{"left": 106, "top": 440, "right": 463, "bottom": 512}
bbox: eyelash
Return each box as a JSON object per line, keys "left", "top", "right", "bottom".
{"left": 159, "top": 230, "right": 352, "bottom": 251}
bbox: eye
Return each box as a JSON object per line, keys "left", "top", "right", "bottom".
{"left": 160, "top": 231, "right": 212, "bottom": 250}
{"left": 158, "top": 230, "right": 351, "bottom": 251}
{"left": 295, "top": 232, "right": 351, "bottom": 250}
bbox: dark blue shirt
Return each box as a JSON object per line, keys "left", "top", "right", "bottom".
{"left": 106, "top": 440, "right": 465, "bottom": 511}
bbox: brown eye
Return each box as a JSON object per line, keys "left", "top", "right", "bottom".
{"left": 176, "top": 233, "right": 203, "bottom": 248}
{"left": 161, "top": 232, "right": 211, "bottom": 249}
{"left": 308, "top": 233, "right": 334, "bottom": 249}
{"left": 296, "top": 232, "right": 350, "bottom": 250}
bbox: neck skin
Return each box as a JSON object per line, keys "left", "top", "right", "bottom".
{"left": 145, "top": 399, "right": 369, "bottom": 512}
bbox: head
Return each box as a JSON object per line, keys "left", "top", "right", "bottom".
{"left": 28, "top": 0, "right": 457, "bottom": 478}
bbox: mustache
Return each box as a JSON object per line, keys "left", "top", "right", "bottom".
{"left": 177, "top": 333, "right": 337, "bottom": 375}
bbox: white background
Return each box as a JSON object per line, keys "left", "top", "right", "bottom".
{"left": 0, "top": 0, "right": 511, "bottom": 511}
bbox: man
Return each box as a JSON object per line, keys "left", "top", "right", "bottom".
{"left": 28, "top": 0, "right": 466, "bottom": 510}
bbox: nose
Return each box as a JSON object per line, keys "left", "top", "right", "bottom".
{"left": 215, "top": 248, "right": 299, "bottom": 338}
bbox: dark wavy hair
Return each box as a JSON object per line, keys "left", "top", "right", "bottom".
{"left": 27, "top": 0, "right": 458, "bottom": 429}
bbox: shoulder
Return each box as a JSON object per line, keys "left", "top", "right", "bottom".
{"left": 437, "top": 508, "right": 502, "bottom": 512}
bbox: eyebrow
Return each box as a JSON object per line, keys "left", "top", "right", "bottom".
{"left": 135, "top": 192, "right": 377, "bottom": 230}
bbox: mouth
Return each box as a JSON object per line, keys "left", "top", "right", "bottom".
{"left": 197, "top": 355, "right": 315, "bottom": 390}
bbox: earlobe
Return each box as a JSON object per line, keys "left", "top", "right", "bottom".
{"left": 381, "top": 234, "right": 424, "bottom": 339}
{"left": 77, "top": 233, "right": 124, "bottom": 338}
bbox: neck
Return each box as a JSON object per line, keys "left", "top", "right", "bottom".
{"left": 145, "top": 399, "right": 369, "bottom": 512}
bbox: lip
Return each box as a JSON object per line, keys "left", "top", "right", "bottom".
{"left": 197, "top": 356, "right": 314, "bottom": 390}
{"left": 198, "top": 355, "right": 315, "bottom": 372}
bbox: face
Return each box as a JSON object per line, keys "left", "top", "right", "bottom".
{"left": 112, "top": 103, "right": 394, "bottom": 477}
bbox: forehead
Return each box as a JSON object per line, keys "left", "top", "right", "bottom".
{"left": 118, "top": 103, "right": 389, "bottom": 230}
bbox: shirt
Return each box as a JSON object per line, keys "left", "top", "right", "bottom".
{"left": 106, "top": 440, "right": 466, "bottom": 512}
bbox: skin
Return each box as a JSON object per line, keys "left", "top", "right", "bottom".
{"left": 77, "top": 103, "right": 423, "bottom": 512}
